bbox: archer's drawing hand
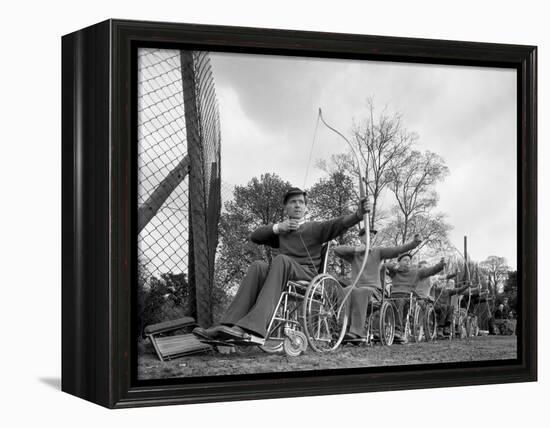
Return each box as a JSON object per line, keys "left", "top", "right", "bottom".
{"left": 278, "top": 219, "right": 300, "bottom": 234}
{"left": 413, "top": 234, "right": 422, "bottom": 243}
{"left": 440, "top": 257, "right": 446, "bottom": 265}
{"left": 357, "top": 198, "right": 373, "bottom": 217}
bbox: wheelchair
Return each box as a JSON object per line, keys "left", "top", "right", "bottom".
{"left": 344, "top": 278, "right": 397, "bottom": 347}
{"left": 449, "top": 284, "right": 478, "bottom": 340}
{"left": 449, "top": 302, "right": 467, "bottom": 340}
{"left": 386, "top": 290, "right": 437, "bottom": 343}
{"left": 363, "top": 294, "right": 397, "bottom": 346}
{"left": 411, "top": 296, "right": 438, "bottom": 342}
{"left": 258, "top": 242, "right": 349, "bottom": 356}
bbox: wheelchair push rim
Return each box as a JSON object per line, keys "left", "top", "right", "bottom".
{"left": 412, "top": 304, "right": 424, "bottom": 342}
{"left": 423, "top": 304, "right": 437, "bottom": 341}
{"left": 379, "top": 301, "right": 395, "bottom": 346}
{"left": 302, "top": 273, "right": 348, "bottom": 353}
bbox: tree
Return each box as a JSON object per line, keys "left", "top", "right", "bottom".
{"left": 315, "top": 101, "right": 452, "bottom": 264}
{"left": 213, "top": 173, "right": 293, "bottom": 321}
{"left": 160, "top": 272, "right": 191, "bottom": 311}
{"left": 213, "top": 208, "right": 264, "bottom": 314}
{"left": 226, "top": 173, "right": 292, "bottom": 227}
{"left": 480, "top": 255, "right": 510, "bottom": 294}
{"left": 136, "top": 269, "right": 190, "bottom": 337}
{"left": 503, "top": 270, "right": 517, "bottom": 294}
{"left": 351, "top": 99, "right": 414, "bottom": 228}
{"left": 308, "top": 170, "right": 356, "bottom": 220}
{"left": 308, "top": 169, "right": 357, "bottom": 276}
{"left": 501, "top": 270, "right": 518, "bottom": 311}
{"left": 387, "top": 149, "right": 449, "bottom": 244}
{"left": 379, "top": 211, "right": 453, "bottom": 259}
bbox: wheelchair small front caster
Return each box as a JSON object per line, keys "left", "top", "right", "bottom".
{"left": 283, "top": 330, "right": 308, "bottom": 356}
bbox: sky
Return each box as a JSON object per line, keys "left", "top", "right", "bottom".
{"left": 208, "top": 52, "right": 517, "bottom": 269}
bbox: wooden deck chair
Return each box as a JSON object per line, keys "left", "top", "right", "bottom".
{"left": 144, "top": 317, "right": 212, "bottom": 361}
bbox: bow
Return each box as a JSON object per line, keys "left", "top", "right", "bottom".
{"left": 449, "top": 239, "right": 472, "bottom": 333}
{"left": 317, "top": 108, "right": 370, "bottom": 316}
{"left": 463, "top": 237, "right": 472, "bottom": 320}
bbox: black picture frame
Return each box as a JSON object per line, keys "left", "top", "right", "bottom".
{"left": 61, "top": 19, "right": 537, "bottom": 408}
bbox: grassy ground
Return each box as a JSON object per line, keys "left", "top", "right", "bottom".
{"left": 138, "top": 335, "right": 517, "bottom": 380}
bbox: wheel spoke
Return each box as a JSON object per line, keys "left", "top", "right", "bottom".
{"left": 303, "top": 275, "right": 347, "bottom": 352}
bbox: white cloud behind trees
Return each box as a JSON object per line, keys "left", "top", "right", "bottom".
{"left": 210, "top": 52, "right": 517, "bottom": 268}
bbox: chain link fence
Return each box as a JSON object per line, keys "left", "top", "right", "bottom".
{"left": 137, "top": 48, "right": 221, "bottom": 329}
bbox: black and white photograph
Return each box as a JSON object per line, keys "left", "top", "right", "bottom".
{"left": 2, "top": 0, "right": 546, "bottom": 422}
{"left": 136, "top": 48, "right": 518, "bottom": 380}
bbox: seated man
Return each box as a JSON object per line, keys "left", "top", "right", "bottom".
{"left": 193, "top": 187, "right": 371, "bottom": 343}
{"left": 414, "top": 260, "right": 432, "bottom": 301}
{"left": 333, "top": 229, "right": 422, "bottom": 341}
{"left": 432, "top": 278, "right": 472, "bottom": 336}
{"left": 416, "top": 267, "right": 457, "bottom": 304}
{"left": 386, "top": 254, "right": 446, "bottom": 340}
{"left": 494, "top": 303, "right": 508, "bottom": 320}
{"left": 493, "top": 303, "right": 510, "bottom": 335}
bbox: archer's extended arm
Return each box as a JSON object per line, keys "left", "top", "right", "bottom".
{"left": 378, "top": 234, "right": 422, "bottom": 259}
{"left": 448, "top": 282, "right": 471, "bottom": 296}
{"left": 333, "top": 245, "right": 356, "bottom": 263}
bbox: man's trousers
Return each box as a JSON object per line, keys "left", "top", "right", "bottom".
{"left": 221, "top": 254, "right": 315, "bottom": 337}
{"left": 346, "top": 286, "right": 382, "bottom": 337}
{"left": 392, "top": 292, "right": 411, "bottom": 332}
{"left": 435, "top": 303, "right": 452, "bottom": 326}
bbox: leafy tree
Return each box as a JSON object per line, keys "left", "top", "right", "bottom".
{"left": 503, "top": 270, "right": 518, "bottom": 295}
{"left": 499, "top": 270, "right": 518, "bottom": 311}
{"left": 480, "top": 255, "right": 510, "bottom": 294}
{"left": 212, "top": 174, "right": 292, "bottom": 321}
{"left": 225, "top": 173, "right": 292, "bottom": 227}
{"left": 160, "top": 272, "right": 191, "bottom": 311}
{"left": 136, "top": 268, "right": 189, "bottom": 337}
{"left": 308, "top": 170, "right": 356, "bottom": 220}
{"left": 308, "top": 169, "right": 357, "bottom": 276}
{"left": 213, "top": 209, "right": 265, "bottom": 318}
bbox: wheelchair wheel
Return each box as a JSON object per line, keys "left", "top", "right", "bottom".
{"left": 423, "top": 305, "right": 437, "bottom": 341}
{"left": 412, "top": 304, "right": 424, "bottom": 342}
{"left": 451, "top": 310, "right": 467, "bottom": 340}
{"left": 283, "top": 330, "right": 308, "bottom": 357}
{"left": 302, "top": 274, "right": 348, "bottom": 353}
{"left": 450, "top": 312, "right": 456, "bottom": 341}
{"left": 379, "top": 301, "right": 395, "bottom": 346}
{"left": 466, "top": 315, "right": 479, "bottom": 337}
{"left": 260, "top": 328, "right": 284, "bottom": 353}
{"left": 365, "top": 313, "right": 374, "bottom": 344}
{"left": 261, "top": 305, "right": 285, "bottom": 353}
{"left": 261, "top": 294, "right": 302, "bottom": 353}
{"left": 458, "top": 311, "right": 468, "bottom": 339}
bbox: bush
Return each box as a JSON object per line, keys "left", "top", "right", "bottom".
{"left": 137, "top": 271, "right": 191, "bottom": 337}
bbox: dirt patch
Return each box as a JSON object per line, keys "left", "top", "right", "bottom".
{"left": 138, "top": 335, "right": 517, "bottom": 380}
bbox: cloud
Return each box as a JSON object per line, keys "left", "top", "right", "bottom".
{"left": 210, "top": 52, "right": 517, "bottom": 267}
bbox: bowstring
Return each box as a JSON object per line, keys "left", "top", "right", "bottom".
{"left": 303, "top": 113, "right": 321, "bottom": 189}
{"left": 317, "top": 108, "right": 370, "bottom": 317}
{"left": 299, "top": 232, "right": 319, "bottom": 276}
{"left": 297, "top": 111, "right": 322, "bottom": 277}
{"left": 448, "top": 240, "right": 473, "bottom": 322}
